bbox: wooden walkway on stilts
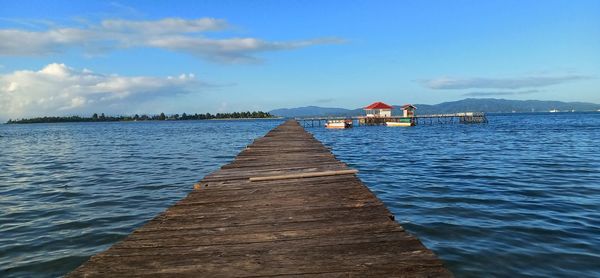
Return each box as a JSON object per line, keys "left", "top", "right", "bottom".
{"left": 68, "top": 120, "right": 452, "bottom": 277}
{"left": 297, "top": 112, "right": 487, "bottom": 127}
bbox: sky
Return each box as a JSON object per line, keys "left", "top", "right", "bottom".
{"left": 0, "top": 0, "right": 599, "bottom": 120}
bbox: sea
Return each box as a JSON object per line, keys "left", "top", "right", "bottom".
{"left": 1, "top": 113, "right": 599, "bottom": 277}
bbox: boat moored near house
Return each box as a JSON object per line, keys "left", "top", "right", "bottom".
{"left": 385, "top": 117, "right": 414, "bottom": 127}
{"left": 325, "top": 118, "right": 353, "bottom": 129}
{"left": 385, "top": 121, "right": 413, "bottom": 127}
{"left": 385, "top": 104, "right": 417, "bottom": 127}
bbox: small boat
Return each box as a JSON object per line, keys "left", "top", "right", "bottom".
{"left": 325, "top": 119, "right": 353, "bottom": 129}
{"left": 549, "top": 109, "right": 559, "bottom": 113}
{"left": 385, "top": 121, "right": 413, "bottom": 127}
{"left": 385, "top": 118, "right": 414, "bottom": 127}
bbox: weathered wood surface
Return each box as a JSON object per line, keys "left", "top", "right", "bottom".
{"left": 68, "top": 120, "right": 452, "bottom": 277}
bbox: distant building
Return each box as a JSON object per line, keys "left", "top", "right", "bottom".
{"left": 364, "top": 102, "right": 393, "bottom": 117}
{"left": 401, "top": 104, "right": 417, "bottom": 117}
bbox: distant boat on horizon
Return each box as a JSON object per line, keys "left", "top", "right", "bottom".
{"left": 549, "top": 109, "right": 559, "bottom": 113}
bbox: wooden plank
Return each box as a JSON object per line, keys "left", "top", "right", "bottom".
{"left": 68, "top": 120, "right": 452, "bottom": 277}
{"left": 248, "top": 169, "right": 358, "bottom": 182}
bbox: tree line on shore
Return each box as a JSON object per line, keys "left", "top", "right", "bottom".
{"left": 6, "top": 111, "right": 274, "bottom": 124}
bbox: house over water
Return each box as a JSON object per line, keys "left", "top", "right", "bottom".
{"left": 364, "top": 102, "right": 393, "bottom": 117}
{"left": 401, "top": 104, "right": 417, "bottom": 117}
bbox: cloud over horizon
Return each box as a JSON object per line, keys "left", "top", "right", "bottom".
{"left": 463, "top": 90, "right": 541, "bottom": 97}
{"left": 0, "top": 63, "right": 198, "bottom": 120}
{"left": 0, "top": 17, "right": 343, "bottom": 63}
{"left": 421, "top": 75, "right": 591, "bottom": 90}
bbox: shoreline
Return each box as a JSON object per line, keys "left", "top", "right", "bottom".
{"left": 4, "top": 117, "right": 284, "bottom": 125}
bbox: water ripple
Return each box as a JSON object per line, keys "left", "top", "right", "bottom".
{"left": 0, "top": 120, "right": 282, "bottom": 277}
{"left": 309, "top": 113, "right": 600, "bottom": 278}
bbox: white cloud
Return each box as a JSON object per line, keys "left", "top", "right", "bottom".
{"left": 463, "top": 90, "right": 541, "bottom": 96}
{"left": 0, "top": 17, "right": 342, "bottom": 62}
{"left": 147, "top": 36, "right": 343, "bottom": 63}
{"left": 100, "top": 18, "right": 227, "bottom": 34}
{"left": 420, "top": 75, "right": 591, "bottom": 90}
{"left": 0, "top": 63, "right": 197, "bottom": 120}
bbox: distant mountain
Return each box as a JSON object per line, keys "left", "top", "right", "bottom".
{"left": 411, "top": 98, "right": 600, "bottom": 114}
{"left": 269, "top": 98, "right": 600, "bottom": 117}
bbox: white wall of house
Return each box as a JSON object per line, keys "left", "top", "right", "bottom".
{"left": 365, "top": 109, "right": 392, "bottom": 117}
{"left": 402, "top": 108, "right": 416, "bottom": 117}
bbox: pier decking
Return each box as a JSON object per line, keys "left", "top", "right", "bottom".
{"left": 68, "top": 120, "right": 451, "bottom": 277}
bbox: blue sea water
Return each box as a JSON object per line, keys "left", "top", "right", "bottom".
{"left": 1, "top": 113, "right": 599, "bottom": 277}
{"left": 308, "top": 112, "right": 600, "bottom": 278}
{"left": 0, "top": 120, "right": 282, "bottom": 277}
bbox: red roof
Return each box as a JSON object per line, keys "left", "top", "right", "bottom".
{"left": 364, "top": 102, "right": 393, "bottom": 110}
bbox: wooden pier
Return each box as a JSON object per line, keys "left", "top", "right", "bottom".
{"left": 68, "top": 120, "right": 451, "bottom": 277}
{"left": 297, "top": 112, "right": 487, "bottom": 127}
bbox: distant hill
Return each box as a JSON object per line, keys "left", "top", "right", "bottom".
{"left": 269, "top": 98, "right": 600, "bottom": 117}
{"left": 411, "top": 98, "right": 600, "bottom": 114}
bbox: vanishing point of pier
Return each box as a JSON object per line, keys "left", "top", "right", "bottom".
{"left": 68, "top": 120, "right": 451, "bottom": 277}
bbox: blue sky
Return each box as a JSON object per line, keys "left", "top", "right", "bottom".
{"left": 0, "top": 0, "right": 599, "bottom": 119}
